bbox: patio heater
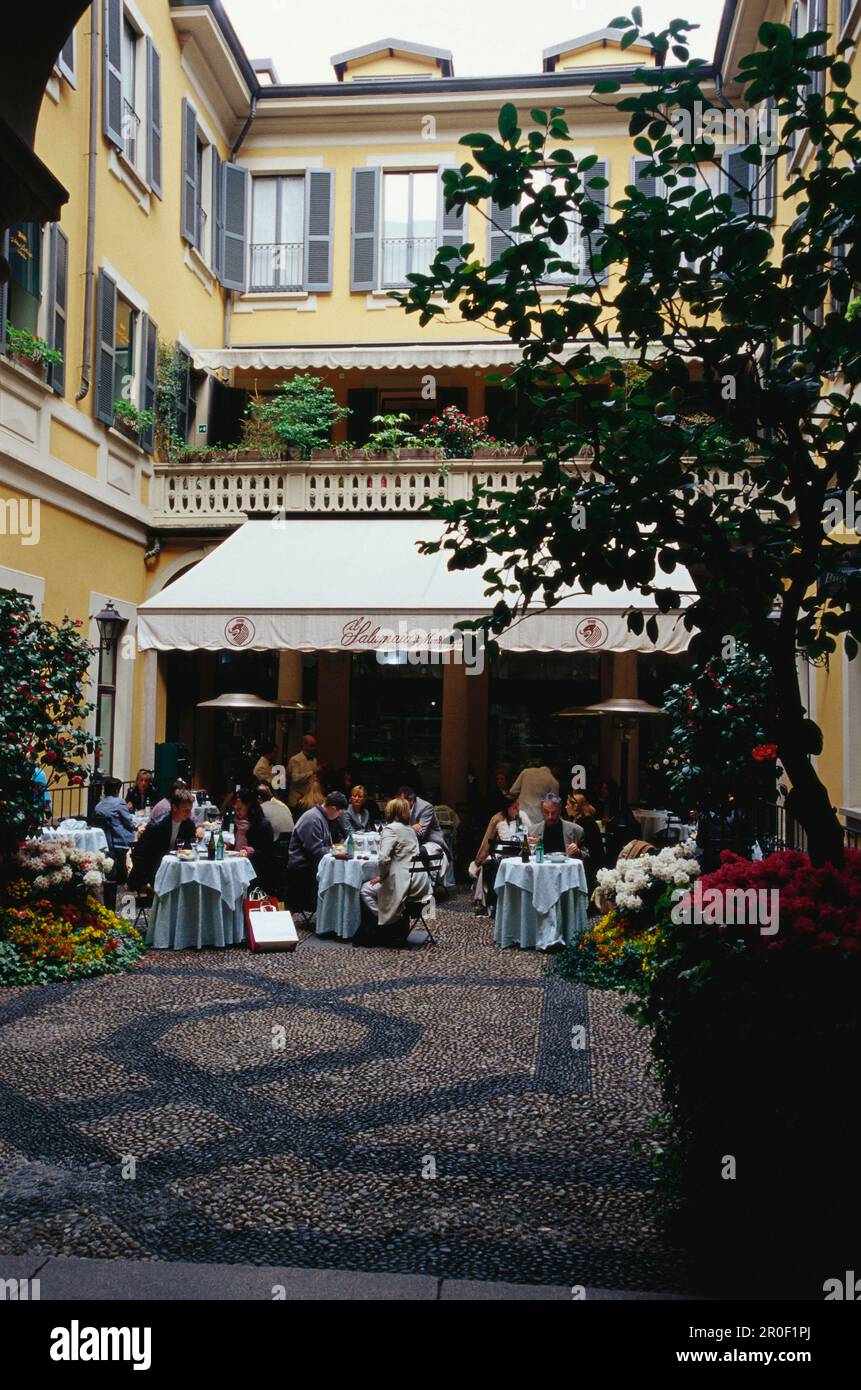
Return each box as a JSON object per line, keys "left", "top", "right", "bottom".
{"left": 196, "top": 693, "right": 307, "bottom": 790}
{"left": 583, "top": 696, "right": 667, "bottom": 812}
{"left": 89, "top": 599, "right": 128, "bottom": 816}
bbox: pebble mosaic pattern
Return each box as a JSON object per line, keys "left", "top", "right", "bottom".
{"left": 0, "top": 895, "right": 689, "bottom": 1290}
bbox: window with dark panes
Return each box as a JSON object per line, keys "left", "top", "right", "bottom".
{"left": 8, "top": 222, "right": 42, "bottom": 335}
{"left": 113, "top": 295, "right": 136, "bottom": 410}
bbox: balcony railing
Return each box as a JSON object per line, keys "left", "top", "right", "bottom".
{"left": 150, "top": 457, "right": 574, "bottom": 528}
{"left": 381, "top": 236, "right": 438, "bottom": 287}
{"left": 249, "top": 242, "right": 304, "bottom": 291}
{"left": 122, "top": 98, "right": 140, "bottom": 166}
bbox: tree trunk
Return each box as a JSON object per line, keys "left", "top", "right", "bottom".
{"left": 773, "top": 658, "right": 845, "bottom": 868}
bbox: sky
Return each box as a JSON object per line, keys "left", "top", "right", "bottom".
{"left": 222, "top": 0, "right": 725, "bottom": 84}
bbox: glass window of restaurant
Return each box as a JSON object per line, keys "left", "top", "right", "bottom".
{"left": 490, "top": 652, "right": 602, "bottom": 787}
{"left": 349, "top": 652, "right": 443, "bottom": 802}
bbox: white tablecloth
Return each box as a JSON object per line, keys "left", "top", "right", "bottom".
{"left": 316, "top": 853, "right": 379, "bottom": 939}
{"left": 41, "top": 825, "right": 108, "bottom": 853}
{"left": 147, "top": 854, "right": 256, "bottom": 949}
{"left": 493, "top": 857, "right": 588, "bottom": 951}
{"left": 632, "top": 808, "right": 668, "bottom": 842}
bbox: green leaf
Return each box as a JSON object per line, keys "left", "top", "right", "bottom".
{"left": 498, "top": 103, "right": 519, "bottom": 142}
{"left": 593, "top": 79, "right": 622, "bottom": 94}
{"left": 620, "top": 29, "right": 639, "bottom": 50}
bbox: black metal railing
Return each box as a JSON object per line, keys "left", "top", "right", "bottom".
{"left": 122, "top": 98, "right": 140, "bottom": 165}
{"left": 249, "top": 241, "right": 303, "bottom": 291}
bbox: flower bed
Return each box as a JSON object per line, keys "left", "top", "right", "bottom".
{"left": 0, "top": 896, "right": 145, "bottom": 985}
{"left": 0, "top": 841, "right": 145, "bottom": 986}
{"left": 630, "top": 849, "right": 861, "bottom": 1295}
{"left": 551, "top": 843, "right": 701, "bottom": 992}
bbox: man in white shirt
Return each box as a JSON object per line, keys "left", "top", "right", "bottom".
{"left": 509, "top": 762, "right": 560, "bottom": 826}
{"left": 287, "top": 734, "right": 322, "bottom": 810}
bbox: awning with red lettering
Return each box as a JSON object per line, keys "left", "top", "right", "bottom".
{"left": 137, "top": 519, "right": 694, "bottom": 654}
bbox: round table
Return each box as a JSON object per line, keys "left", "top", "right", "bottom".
{"left": 316, "top": 852, "right": 379, "bottom": 939}
{"left": 493, "top": 856, "right": 588, "bottom": 951}
{"left": 147, "top": 853, "right": 256, "bottom": 949}
{"left": 41, "top": 825, "right": 108, "bottom": 853}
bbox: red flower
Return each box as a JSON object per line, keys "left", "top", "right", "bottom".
{"left": 752, "top": 743, "right": 778, "bottom": 762}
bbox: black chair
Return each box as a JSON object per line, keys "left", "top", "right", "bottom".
{"left": 271, "top": 832, "right": 292, "bottom": 900}
{"left": 400, "top": 848, "right": 443, "bottom": 948}
{"left": 286, "top": 863, "right": 317, "bottom": 928}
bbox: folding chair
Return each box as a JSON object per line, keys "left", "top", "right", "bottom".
{"left": 286, "top": 865, "right": 317, "bottom": 929}
{"left": 401, "top": 848, "right": 442, "bottom": 948}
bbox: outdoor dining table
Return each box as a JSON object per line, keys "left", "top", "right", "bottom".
{"left": 146, "top": 852, "right": 255, "bottom": 949}
{"left": 41, "top": 823, "right": 108, "bottom": 853}
{"left": 493, "top": 856, "right": 588, "bottom": 951}
{"left": 316, "top": 848, "right": 379, "bottom": 939}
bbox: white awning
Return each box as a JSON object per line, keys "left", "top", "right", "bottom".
{"left": 137, "top": 519, "right": 693, "bottom": 654}
{"left": 192, "top": 343, "right": 538, "bottom": 373}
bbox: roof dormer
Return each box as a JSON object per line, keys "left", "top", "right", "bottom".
{"left": 542, "top": 27, "right": 654, "bottom": 72}
{"left": 330, "top": 38, "right": 454, "bottom": 83}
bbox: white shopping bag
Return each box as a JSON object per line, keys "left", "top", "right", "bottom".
{"left": 246, "top": 905, "right": 298, "bottom": 952}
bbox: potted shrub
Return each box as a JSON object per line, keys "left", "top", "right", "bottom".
{"left": 419, "top": 405, "right": 495, "bottom": 459}
{"left": 241, "top": 374, "right": 350, "bottom": 461}
{"left": 5, "top": 322, "right": 63, "bottom": 380}
{"left": 364, "top": 413, "right": 425, "bottom": 460}
{"left": 112, "top": 399, "right": 153, "bottom": 444}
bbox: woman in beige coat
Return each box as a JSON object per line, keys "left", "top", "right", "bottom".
{"left": 360, "top": 797, "right": 436, "bottom": 928}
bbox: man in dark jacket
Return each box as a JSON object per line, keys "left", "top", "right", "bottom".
{"left": 128, "top": 788, "right": 197, "bottom": 891}
{"left": 287, "top": 792, "right": 348, "bottom": 912}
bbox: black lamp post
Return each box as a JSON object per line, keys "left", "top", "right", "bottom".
{"left": 89, "top": 600, "right": 127, "bottom": 813}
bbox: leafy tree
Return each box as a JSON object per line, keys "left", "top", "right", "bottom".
{"left": 658, "top": 643, "right": 782, "bottom": 817}
{"left": 399, "top": 10, "right": 861, "bottom": 865}
{"left": 242, "top": 374, "right": 350, "bottom": 459}
{"left": 0, "top": 591, "right": 96, "bottom": 851}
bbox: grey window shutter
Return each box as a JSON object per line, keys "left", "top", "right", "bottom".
{"left": 631, "top": 156, "right": 660, "bottom": 200}
{"left": 0, "top": 230, "right": 8, "bottom": 358}
{"left": 47, "top": 224, "right": 69, "bottom": 396}
{"left": 304, "top": 169, "right": 334, "bottom": 291}
{"left": 488, "top": 198, "right": 517, "bottom": 276}
{"left": 221, "top": 162, "right": 248, "bottom": 291}
{"left": 758, "top": 99, "right": 777, "bottom": 222}
{"left": 788, "top": 3, "right": 800, "bottom": 161}
{"left": 102, "top": 0, "right": 123, "bottom": 150}
{"left": 181, "top": 98, "right": 199, "bottom": 245}
{"left": 723, "top": 149, "right": 754, "bottom": 208}
{"left": 147, "top": 40, "right": 162, "bottom": 198}
{"left": 175, "top": 347, "right": 191, "bottom": 443}
{"left": 94, "top": 268, "right": 117, "bottom": 425}
{"left": 350, "top": 167, "right": 380, "bottom": 292}
{"left": 212, "top": 150, "right": 223, "bottom": 281}
{"left": 583, "top": 158, "right": 610, "bottom": 284}
{"left": 811, "top": 0, "right": 825, "bottom": 102}
{"left": 840, "top": 0, "right": 852, "bottom": 30}
{"left": 438, "top": 166, "right": 465, "bottom": 252}
{"left": 140, "top": 313, "right": 157, "bottom": 453}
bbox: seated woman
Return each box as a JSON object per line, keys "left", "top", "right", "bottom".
{"left": 344, "top": 784, "right": 381, "bottom": 833}
{"left": 566, "top": 792, "right": 606, "bottom": 891}
{"left": 469, "top": 795, "right": 532, "bottom": 915}
{"left": 358, "top": 797, "right": 435, "bottom": 945}
{"left": 234, "top": 787, "right": 276, "bottom": 895}
{"left": 126, "top": 768, "right": 156, "bottom": 812}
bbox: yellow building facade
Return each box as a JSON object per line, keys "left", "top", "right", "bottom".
{"left": 1, "top": 0, "right": 859, "bottom": 821}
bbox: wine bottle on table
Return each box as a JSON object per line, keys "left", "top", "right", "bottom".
{"left": 520, "top": 836, "right": 530, "bottom": 863}
{"left": 536, "top": 830, "right": 544, "bottom": 864}
{"left": 207, "top": 829, "right": 216, "bottom": 860}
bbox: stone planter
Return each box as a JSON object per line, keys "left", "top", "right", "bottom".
{"left": 113, "top": 416, "right": 141, "bottom": 444}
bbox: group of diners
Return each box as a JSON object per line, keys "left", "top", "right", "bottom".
{"left": 94, "top": 764, "right": 448, "bottom": 941}
{"left": 469, "top": 787, "right": 608, "bottom": 914}
{"left": 285, "top": 784, "right": 448, "bottom": 942}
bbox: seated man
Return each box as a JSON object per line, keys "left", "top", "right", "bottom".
{"left": 286, "top": 791, "right": 348, "bottom": 911}
{"left": 94, "top": 776, "right": 137, "bottom": 881}
{"left": 257, "top": 783, "right": 294, "bottom": 840}
{"left": 358, "top": 797, "right": 435, "bottom": 945}
{"left": 397, "top": 785, "right": 449, "bottom": 881}
{"left": 539, "top": 793, "right": 584, "bottom": 858}
{"left": 128, "top": 788, "right": 198, "bottom": 892}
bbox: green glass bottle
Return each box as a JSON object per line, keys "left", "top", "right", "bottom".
{"left": 536, "top": 830, "right": 544, "bottom": 864}
{"left": 215, "top": 830, "right": 225, "bottom": 861}
{"left": 347, "top": 831, "right": 355, "bottom": 858}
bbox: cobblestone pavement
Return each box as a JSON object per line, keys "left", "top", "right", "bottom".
{"left": 0, "top": 894, "right": 689, "bottom": 1291}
